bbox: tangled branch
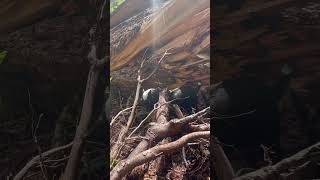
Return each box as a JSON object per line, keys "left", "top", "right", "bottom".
{"left": 110, "top": 131, "right": 210, "bottom": 180}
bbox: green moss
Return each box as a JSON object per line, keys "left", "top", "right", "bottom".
{"left": 110, "top": 0, "right": 126, "bottom": 13}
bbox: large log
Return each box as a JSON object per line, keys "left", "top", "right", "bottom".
{"left": 111, "top": 0, "right": 152, "bottom": 29}
{"left": 110, "top": 0, "right": 210, "bottom": 88}
{"left": 110, "top": 0, "right": 209, "bottom": 71}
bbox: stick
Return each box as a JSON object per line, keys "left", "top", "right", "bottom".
{"left": 63, "top": 22, "right": 108, "bottom": 179}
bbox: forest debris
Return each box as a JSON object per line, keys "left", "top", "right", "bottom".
{"left": 13, "top": 142, "right": 73, "bottom": 180}
{"left": 126, "top": 107, "right": 209, "bottom": 160}
{"left": 110, "top": 106, "right": 133, "bottom": 126}
{"left": 111, "top": 0, "right": 152, "bottom": 29}
{"left": 110, "top": 131, "right": 210, "bottom": 180}
{"left": 234, "top": 141, "right": 320, "bottom": 180}
{"left": 110, "top": 50, "right": 169, "bottom": 161}
{"left": 143, "top": 90, "right": 171, "bottom": 179}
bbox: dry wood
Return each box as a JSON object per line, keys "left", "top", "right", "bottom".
{"left": 110, "top": 51, "right": 169, "bottom": 161}
{"left": 211, "top": 138, "right": 235, "bottom": 180}
{"left": 187, "top": 124, "right": 210, "bottom": 131}
{"left": 110, "top": 131, "right": 210, "bottom": 180}
{"left": 165, "top": 51, "right": 191, "bottom": 63}
{"left": 127, "top": 107, "right": 209, "bottom": 161}
{"left": 63, "top": 5, "right": 108, "bottom": 176}
{"left": 157, "top": 26, "right": 209, "bottom": 64}
{"left": 111, "top": 0, "right": 152, "bottom": 29}
{"left": 234, "top": 142, "right": 320, "bottom": 180}
{"left": 143, "top": 90, "right": 171, "bottom": 179}
{"left": 110, "top": 107, "right": 133, "bottom": 126}
{"left": 110, "top": 0, "right": 209, "bottom": 71}
{"left": 191, "top": 34, "right": 210, "bottom": 54}
{"left": 156, "top": 21, "right": 209, "bottom": 56}
{"left": 63, "top": 46, "right": 106, "bottom": 180}
{"left": 179, "top": 59, "right": 210, "bottom": 70}
{"left": 159, "top": 7, "right": 210, "bottom": 48}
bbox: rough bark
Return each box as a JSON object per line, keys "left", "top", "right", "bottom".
{"left": 62, "top": 65, "right": 100, "bottom": 180}
{"left": 110, "top": 0, "right": 210, "bottom": 88}
{"left": 143, "top": 90, "right": 170, "bottom": 179}
{"left": 110, "top": 131, "right": 210, "bottom": 180}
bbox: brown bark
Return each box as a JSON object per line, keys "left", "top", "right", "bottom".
{"left": 110, "top": 131, "right": 210, "bottom": 180}
{"left": 212, "top": 138, "right": 235, "bottom": 180}
{"left": 62, "top": 65, "right": 100, "bottom": 180}
{"left": 110, "top": 0, "right": 209, "bottom": 71}
{"left": 111, "top": 0, "right": 152, "bottom": 29}
{"left": 127, "top": 107, "right": 209, "bottom": 159}
{"left": 143, "top": 90, "right": 170, "bottom": 179}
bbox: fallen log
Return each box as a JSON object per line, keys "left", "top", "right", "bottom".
{"left": 110, "top": 0, "right": 209, "bottom": 71}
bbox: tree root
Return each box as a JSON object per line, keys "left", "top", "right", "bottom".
{"left": 110, "top": 131, "right": 210, "bottom": 180}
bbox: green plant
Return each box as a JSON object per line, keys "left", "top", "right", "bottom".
{"left": 0, "top": 50, "right": 7, "bottom": 64}
{"left": 110, "top": 0, "right": 126, "bottom": 13}
{"left": 110, "top": 157, "right": 118, "bottom": 169}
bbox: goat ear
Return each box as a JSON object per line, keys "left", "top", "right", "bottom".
{"left": 142, "top": 89, "right": 145, "bottom": 93}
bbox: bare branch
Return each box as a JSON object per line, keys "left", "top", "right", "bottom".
{"left": 141, "top": 50, "right": 170, "bottom": 82}
{"left": 32, "top": 114, "right": 48, "bottom": 180}
{"left": 110, "top": 107, "right": 133, "bottom": 126}
{"left": 13, "top": 142, "right": 73, "bottom": 180}
{"left": 171, "top": 107, "right": 210, "bottom": 125}
{"left": 187, "top": 123, "right": 210, "bottom": 131}
{"left": 111, "top": 50, "right": 170, "bottom": 160}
